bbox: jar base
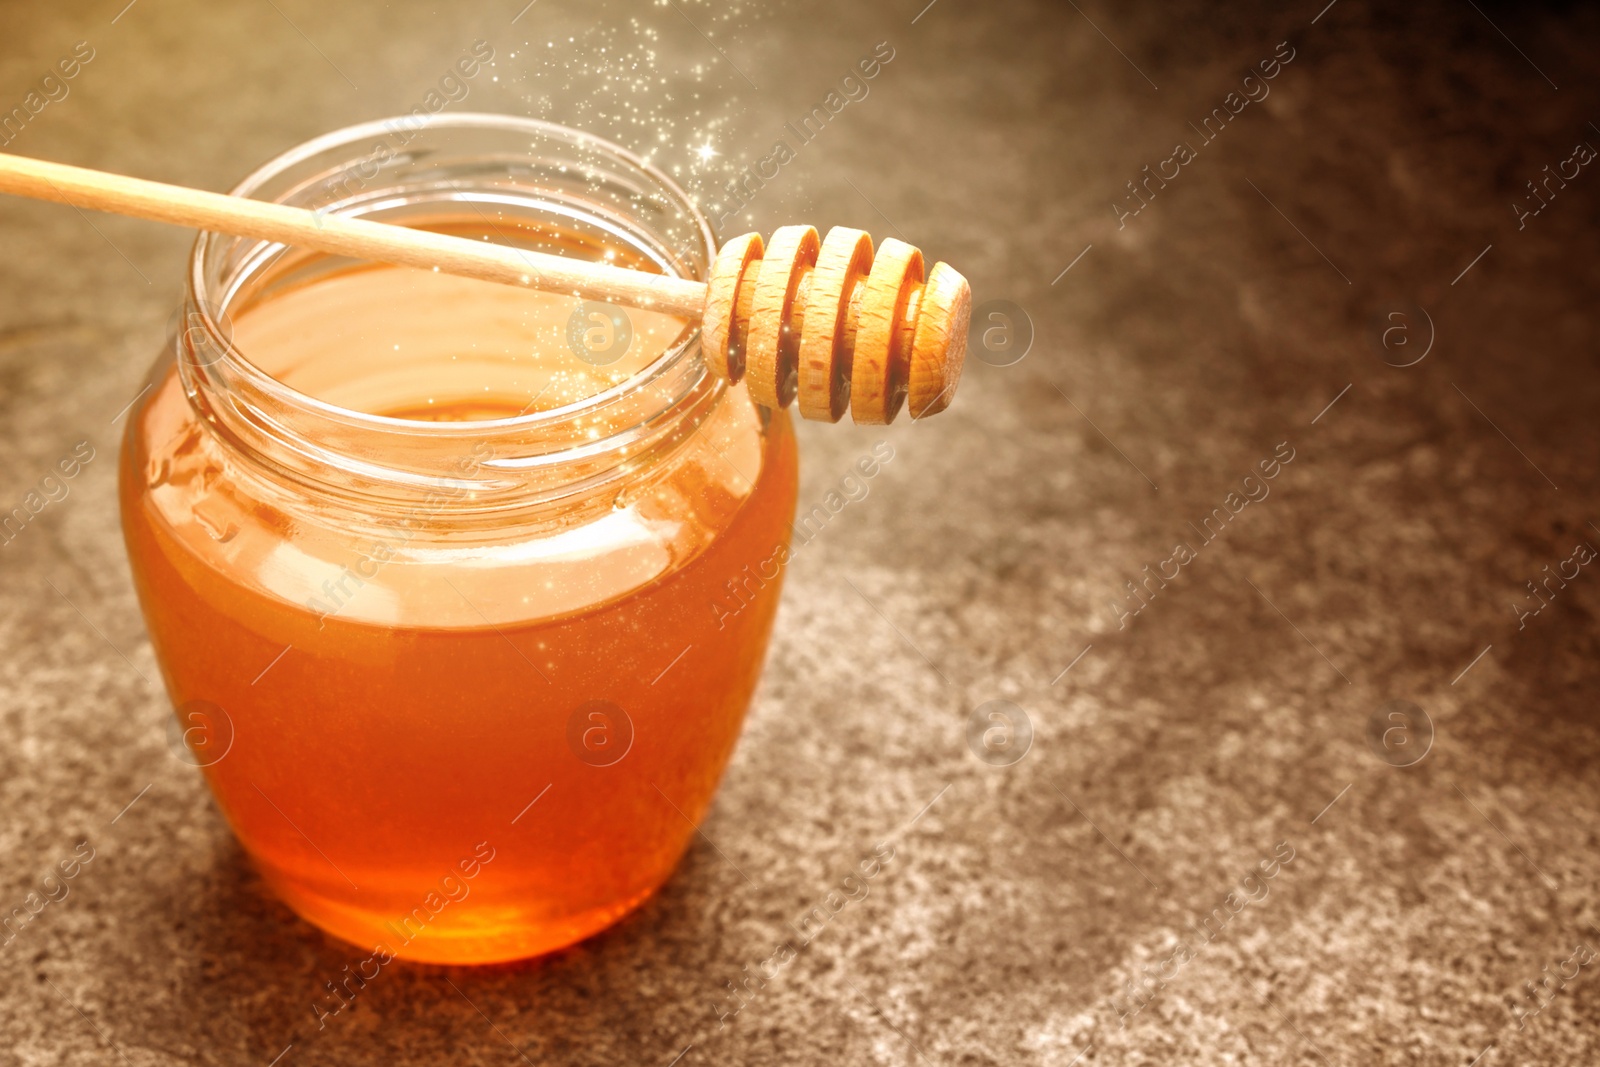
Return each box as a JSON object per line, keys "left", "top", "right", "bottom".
{"left": 263, "top": 871, "right": 663, "bottom": 965}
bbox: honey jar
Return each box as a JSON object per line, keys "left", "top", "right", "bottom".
{"left": 120, "top": 116, "right": 798, "bottom": 964}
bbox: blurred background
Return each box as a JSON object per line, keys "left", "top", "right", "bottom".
{"left": 1, "top": 0, "right": 1598, "bottom": 1063}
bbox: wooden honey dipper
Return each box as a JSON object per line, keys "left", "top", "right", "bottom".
{"left": 0, "top": 152, "right": 970, "bottom": 423}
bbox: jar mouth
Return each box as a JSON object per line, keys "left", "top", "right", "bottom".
{"left": 181, "top": 114, "right": 720, "bottom": 508}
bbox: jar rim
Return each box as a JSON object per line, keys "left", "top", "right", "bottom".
{"left": 185, "top": 113, "right": 718, "bottom": 441}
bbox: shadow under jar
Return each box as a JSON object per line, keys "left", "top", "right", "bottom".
{"left": 119, "top": 115, "right": 799, "bottom": 964}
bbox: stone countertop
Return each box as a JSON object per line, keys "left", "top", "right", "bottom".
{"left": 1, "top": 1, "right": 1598, "bottom": 1064}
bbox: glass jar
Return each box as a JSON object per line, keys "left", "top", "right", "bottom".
{"left": 119, "top": 115, "right": 798, "bottom": 964}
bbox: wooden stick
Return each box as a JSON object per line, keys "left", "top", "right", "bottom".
{"left": 0, "top": 151, "right": 972, "bottom": 423}
{"left": 0, "top": 151, "right": 708, "bottom": 317}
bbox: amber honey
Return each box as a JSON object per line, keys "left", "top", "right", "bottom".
{"left": 119, "top": 117, "right": 798, "bottom": 963}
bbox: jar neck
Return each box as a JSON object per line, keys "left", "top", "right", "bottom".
{"left": 177, "top": 115, "right": 718, "bottom": 519}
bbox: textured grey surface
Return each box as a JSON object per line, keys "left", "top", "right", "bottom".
{"left": 1, "top": 1, "right": 1598, "bottom": 1064}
